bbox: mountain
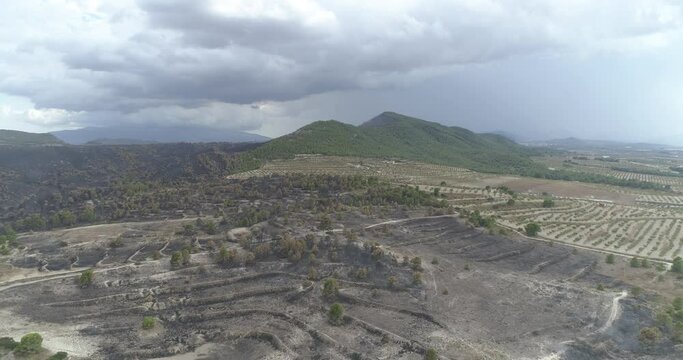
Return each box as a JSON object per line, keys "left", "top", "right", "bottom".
{"left": 0, "top": 129, "right": 64, "bottom": 146}
{"left": 530, "top": 137, "right": 675, "bottom": 151}
{"left": 245, "top": 111, "right": 539, "bottom": 174}
{"left": 51, "top": 125, "right": 269, "bottom": 145}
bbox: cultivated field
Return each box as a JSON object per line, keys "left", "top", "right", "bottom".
{"left": 233, "top": 155, "right": 683, "bottom": 261}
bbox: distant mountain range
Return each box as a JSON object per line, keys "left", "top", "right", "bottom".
{"left": 527, "top": 137, "right": 678, "bottom": 151}
{"left": 244, "top": 111, "right": 539, "bottom": 174}
{"left": 51, "top": 125, "right": 269, "bottom": 145}
{"left": 0, "top": 130, "right": 64, "bottom": 146}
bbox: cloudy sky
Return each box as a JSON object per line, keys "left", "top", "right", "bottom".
{"left": 1, "top": 0, "right": 683, "bottom": 142}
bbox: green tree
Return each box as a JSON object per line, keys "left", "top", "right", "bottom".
{"left": 638, "top": 327, "right": 662, "bottom": 344}
{"left": 605, "top": 254, "right": 615, "bottom": 264}
{"left": 322, "top": 278, "right": 339, "bottom": 298}
{"left": 630, "top": 257, "right": 641, "bottom": 268}
{"left": 170, "top": 251, "right": 182, "bottom": 268}
{"left": 79, "top": 269, "right": 94, "bottom": 288}
{"left": 387, "top": 275, "right": 397, "bottom": 289}
{"left": 672, "top": 256, "right": 683, "bottom": 273}
{"left": 216, "top": 246, "right": 237, "bottom": 267}
{"left": 524, "top": 223, "right": 541, "bottom": 236}
{"left": 13, "top": 333, "right": 43, "bottom": 356}
{"left": 542, "top": 198, "right": 555, "bottom": 208}
{"left": 328, "top": 303, "right": 344, "bottom": 325}
{"left": 47, "top": 352, "right": 68, "bottom": 360}
{"left": 142, "top": 316, "right": 156, "bottom": 330}
{"left": 425, "top": 348, "right": 438, "bottom": 360}
{"left": 410, "top": 256, "right": 423, "bottom": 271}
{"left": 79, "top": 208, "right": 97, "bottom": 223}
{"left": 0, "top": 337, "right": 18, "bottom": 350}
{"left": 318, "top": 214, "right": 332, "bottom": 230}
{"left": 673, "top": 297, "right": 683, "bottom": 311}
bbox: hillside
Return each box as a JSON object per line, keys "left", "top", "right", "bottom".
{"left": 0, "top": 129, "right": 64, "bottom": 146}
{"left": 52, "top": 125, "right": 269, "bottom": 145}
{"left": 246, "top": 112, "right": 539, "bottom": 174}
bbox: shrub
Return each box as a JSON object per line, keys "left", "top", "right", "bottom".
{"left": 605, "top": 254, "right": 615, "bottom": 264}
{"left": 596, "top": 284, "right": 604, "bottom": 291}
{"left": 638, "top": 327, "right": 662, "bottom": 344}
{"left": 322, "top": 278, "right": 339, "bottom": 298}
{"left": 308, "top": 267, "right": 318, "bottom": 281}
{"left": 370, "top": 243, "right": 383, "bottom": 260}
{"left": 630, "top": 257, "right": 641, "bottom": 268}
{"left": 318, "top": 214, "right": 332, "bottom": 230}
{"left": 142, "top": 316, "right": 156, "bottom": 330}
{"left": 328, "top": 303, "right": 344, "bottom": 325}
{"left": 254, "top": 243, "right": 271, "bottom": 259}
{"left": 524, "top": 223, "right": 541, "bottom": 236}
{"left": 542, "top": 198, "right": 555, "bottom": 208}
{"left": 431, "top": 257, "right": 439, "bottom": 265}
{"left": 630, "top": 286, "right": 643, "bottom": 297}
{"left": 413, "top": 271, "right": 423, "bottom": 285}
{"left": 410, "top": 257, "right": 423, "bottom": 271}
{"left": 641, "top": 259, "right": 650, "bottom": 268}
{"left": 79, "top": 269, "right": 94, "bottom": 288}
{"left": 425, "top": 348, "right": 438, "bottom": 360}
{"left": 387, "top": 276, "right": 397, "bottom": 289}
{"left": 673, "top": 297, "right": 683, "bottom": 311}
{"left": 216, "top": 246, "right": 238, "bottom": 267}
{"left": 0, "top": 337, "right": 18, "bottom": 350}
{"left": 354, "top": 267, "right": 369, "bottom": 280}
{"left": 672, "top": 256, "right": 683, "bottom": 273}
{"left": 170, "top": 251, "right": 182, "bottom": 268}
{"left": 13, "top": 333, "right": 43, "bottom": 356}
{"left": 47, "top": 351, "right": 68, "bottom": 360}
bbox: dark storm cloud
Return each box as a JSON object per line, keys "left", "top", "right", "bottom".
{"left": 1, "top": 0, "right": 683, "bottom": 135}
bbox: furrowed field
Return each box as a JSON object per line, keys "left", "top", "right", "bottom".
{"left": 233, "top": 155, "right": 683, "bottom": 261}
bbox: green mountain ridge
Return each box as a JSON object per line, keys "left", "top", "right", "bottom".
{"left": 0, "top": 130, "right": 64, "bottom": 146}
{"left": 245, "top": 112, "right": 539, "bottom": 174}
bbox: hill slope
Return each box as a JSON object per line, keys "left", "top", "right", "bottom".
{"left": 246, "top": 112, "right": 538, "bottom": 173}
{"left": 0, "top": 130, "right": 64, "bottom": 146}
{"left": 52, "top": 125, "right": 269, "bottom": 145}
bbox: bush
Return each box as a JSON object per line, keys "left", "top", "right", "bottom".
{"left": 425, "top": 348, "right": 438, "bottom": 360}
{"left": 638, "top": 327, "right": 662, "bottom": 344}
{"left": 215, "top": 246, "right": 238, "bottom": 267}
{"left": 605, "top": 254, "right": 615, "bottom": 264}
{"left": 47, "top": 351, "right": 68, "bottom": 360}
{"left": 630, "top": 257, "right": 641, "bottom": 268}
{"left": 323, "top": 278, "right": 339, "bottom": 298}
{"left": 13, "top": 333, "right": 43, "bottom": 356}
{"left": 328, "top": 303, "right": 344, "bottom": 325}
{"left": 524, "top": 223, "right": 541, "bottom": 236}
{"left": 0, "top": 337, "right": 18, "bottom": 350}
{"left": 542, "top": 198, "right": 555, "bottom": 208}
{"left": 318, "top": 214, "right": 332, "bottom": 230}
{"left": 387, "top": 276, "right": 397, "bottom": 289}
{"left": 672, "top": 257, "right": 683, "bottom": 273}
{"left": 630, "top": 286, "right": 643, "bottom": 297}
{"left": 170, "top": 251, "right": 182, "bottom": 268}
{"left": 413, "top": 271, "right": 423, "bottom": 285}
{"left": 142, "top": 316, "right": 156, "bottom": 330}
{"left": 308, "top": 267, "right": 318, "bottom": 281}
{"left": 79, "top": 269, "right": 94, "bottom": 288}
{"left": 410, "top": 257, "right": 423, "bottom": 271}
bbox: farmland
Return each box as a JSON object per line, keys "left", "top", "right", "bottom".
{"left": 233, "top": 155, "right": 683, "bottom": 261}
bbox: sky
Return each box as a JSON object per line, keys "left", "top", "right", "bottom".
{"left": 1, "top": 0, "right": 683, "bottom": 143}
